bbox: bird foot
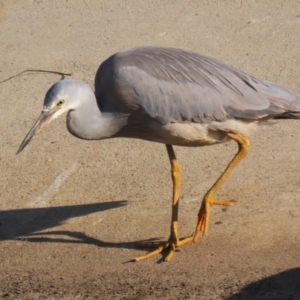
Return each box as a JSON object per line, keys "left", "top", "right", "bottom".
{"left": 134, "top": 236, "right": 193, "bottom": 262}
{"left": 193, "top": 198, "right": 232, "bottom": 243}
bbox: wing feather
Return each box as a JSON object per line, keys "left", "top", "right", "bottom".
{"left": 95, "top": 47, "right": 300, "bottom": 124}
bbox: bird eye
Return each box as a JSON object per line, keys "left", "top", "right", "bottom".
{"left": 57, "top": 99, "right": 65, "bottom": 107}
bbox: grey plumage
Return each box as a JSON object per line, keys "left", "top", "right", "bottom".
{"left": 17, "top": 46, "right": 300, "bottom": 262}
{"left": 18, "top": 46, "right": 300, "bottom": 151}
{"left": 95, "top": 47, "right": 300, "bottom": 125}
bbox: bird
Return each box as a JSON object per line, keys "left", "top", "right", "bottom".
{"left": 17, "top": 46, "right": 300, "bottom": 262}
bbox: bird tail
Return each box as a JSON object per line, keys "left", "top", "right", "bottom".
{"left": 274, "top": 111, "right": 300, "bottom": 119}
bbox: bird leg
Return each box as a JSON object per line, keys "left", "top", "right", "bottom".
{"left": 135, "top": 144, "right": 193, "bottom": 262}
{"left": 193, "top": 133, "right": 250, "bottom": 243}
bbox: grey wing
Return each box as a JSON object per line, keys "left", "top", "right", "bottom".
{"left": 97, "top": 47, "right": 300, "bottom": 124}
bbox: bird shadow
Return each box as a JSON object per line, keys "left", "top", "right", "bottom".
{"left": 227, "top": 267, "right": 300, "bottom": 300}
{"left": 0, "top": 200, "right": 156, "bottom": 251}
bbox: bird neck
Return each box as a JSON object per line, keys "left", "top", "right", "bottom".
{"left": 67, "top": 94, "right": 127, "bottom": 140}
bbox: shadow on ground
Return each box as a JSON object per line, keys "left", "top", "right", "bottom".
{"left": 228, "top": 267, "right": 300, "bottom": 300}
{"left": 0, "top": 201, "right": 136, "bottom": 247}
{"left": 0, "top": 200, "right": 169, "bottom": 258}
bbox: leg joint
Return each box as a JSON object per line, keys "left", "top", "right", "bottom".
{"left": 227, "top": 133, "right": 250, "bottom": 152}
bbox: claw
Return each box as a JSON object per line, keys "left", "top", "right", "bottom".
{"left": 193, "top": 198, "right": 233, "bottom": 243}
{"left": 135, "top": 236, "right": 193, "bottom": 262}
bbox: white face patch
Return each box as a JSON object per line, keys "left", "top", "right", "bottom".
{"left": 50, "top": 106, "right": 67, "bottom": 121}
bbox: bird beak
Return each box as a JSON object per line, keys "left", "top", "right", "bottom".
{"left": 17, "top": 108, "right": 57, "bottom": 155}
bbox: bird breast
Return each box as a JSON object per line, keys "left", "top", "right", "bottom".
{"left": 156, "top": 119, "right": 258, "bottom": 147}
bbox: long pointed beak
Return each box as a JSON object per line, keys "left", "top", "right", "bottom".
{"left": 17, "top": 108, "right": 57, "bottom": 155}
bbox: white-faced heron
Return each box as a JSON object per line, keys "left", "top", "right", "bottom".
{"left": 17, "top": 46, "right": 300, "bottom": 262}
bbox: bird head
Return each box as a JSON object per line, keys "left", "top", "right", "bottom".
{"left": 17, "top": 79, "right": 88, "bottom": 154}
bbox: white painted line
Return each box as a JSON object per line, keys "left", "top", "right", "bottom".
{"left": 92, "top": 218, "right": 105, "bottom": 225}
{"left": 250, "top": 16, "right": 271, "bottom": 24}
{"left": 182, "top": 197, "right": 198, "bottom": 203}
{"left": 29, "top": 163, "right": 78, "bottom": 208}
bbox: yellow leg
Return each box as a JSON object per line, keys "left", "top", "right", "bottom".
{"left": 135, "top": 145, "right": 193, "bottom": 262}
{"left": 193, "top": 133, "right": 250, "bottom": 243}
